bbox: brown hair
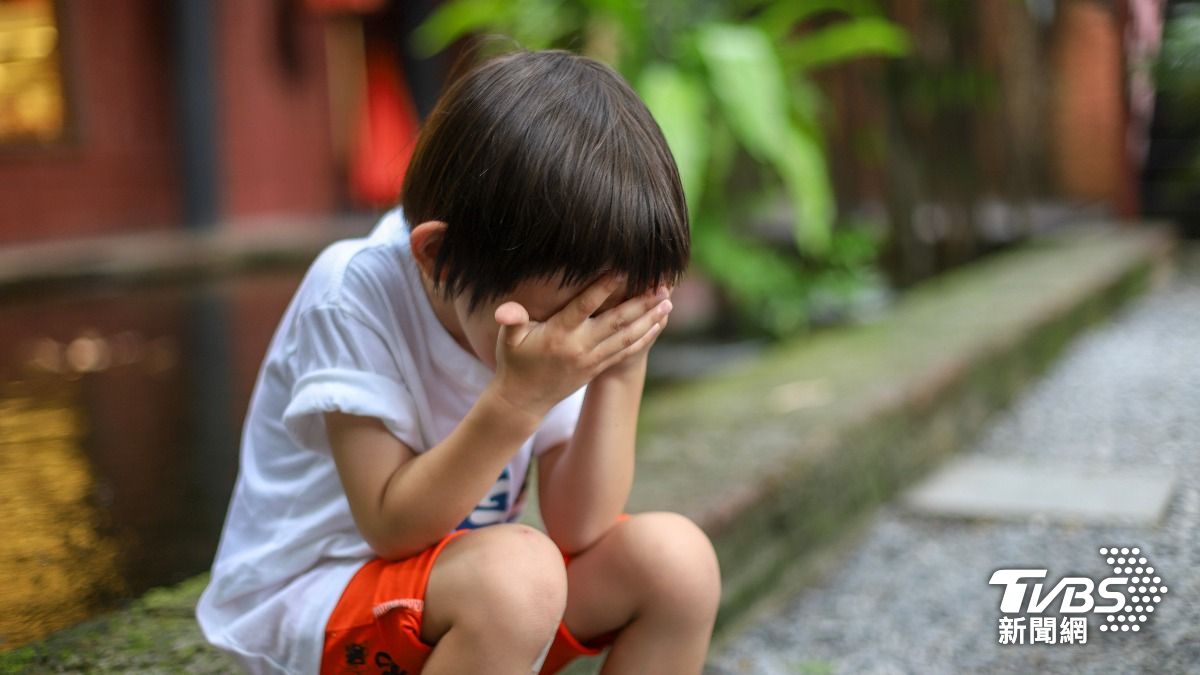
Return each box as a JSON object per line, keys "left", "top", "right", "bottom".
{"left": 400, "top": 49, "right": 690, "bottom": 313}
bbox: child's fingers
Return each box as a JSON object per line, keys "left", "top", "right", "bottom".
{"left": 585, "top": 286, "right": 670, "bottom": 345}
{"left": 596, "top": 318, "right": 663, "bottom": 373}
{"left": 495, "top": 301, "right": 529, "bottom": 326}
{"left": 494, "top": 301, "right": 532, "bottom": 347}
{"left": 555, "top": 273, "right": 623, "bottom": 328}
{"left": 593, "top": 297, "right": 670, "bottom": 360}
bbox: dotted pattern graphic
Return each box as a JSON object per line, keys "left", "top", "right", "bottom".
{"left": 1096, "top": 546, "right": 1167, "bottom": 633}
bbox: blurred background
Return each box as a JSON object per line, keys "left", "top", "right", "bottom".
{"left": 0, "top": 0, "right": 1197, "bottom": 663}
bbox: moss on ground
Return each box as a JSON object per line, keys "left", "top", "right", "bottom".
{"left": 0, "top": 575, "right": 234, "bottom": 674}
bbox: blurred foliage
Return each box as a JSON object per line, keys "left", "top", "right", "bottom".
{"left": 1157, "top": 2, "right": 1200, "bottom": 117}
{"left": 1156, "top": 1, "right": 1200, "bottom": 203}
{"left": 414, "top": 0, "right": 909, "bottom": 337}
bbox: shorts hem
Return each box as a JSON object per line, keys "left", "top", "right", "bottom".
{"left": 553, "top": 621, "right": 608, "bottom": 657}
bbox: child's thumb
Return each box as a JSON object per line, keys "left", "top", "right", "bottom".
{"left": 494, "top": 301, "right": 531, "bottom": 346}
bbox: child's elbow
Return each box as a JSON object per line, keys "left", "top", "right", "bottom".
{"left": 360, "top": 518, "right": 438, "bottom": 561}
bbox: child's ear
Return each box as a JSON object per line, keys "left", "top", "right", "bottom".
{"left": 409, "top": 220, "right": 448, "bottom": 280}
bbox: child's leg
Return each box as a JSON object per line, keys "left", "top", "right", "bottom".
{"left": 552, "top": 511, "right": 721, "bottom": 675}
{"left": 322, "top": 523, "right": 566, "bottom": 674}
{"left": 420, "top": 523, "right": 568, "bottom": 674}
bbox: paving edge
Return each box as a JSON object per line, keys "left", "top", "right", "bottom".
{"left": 0, "top": 223, "right": 1178, "bottom": 673}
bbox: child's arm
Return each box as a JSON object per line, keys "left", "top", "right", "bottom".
{"left": 326, "top": 389, "right": 540, "bottom": 560}
{"left": 326, "top": 275, "right": 662, "bottom": 560}
{"left": 537, "top": 289, "right": 672, "bottom": 555}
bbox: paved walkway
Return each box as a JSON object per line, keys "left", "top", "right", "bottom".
{"left": 708, "top": 243, "right": 1200, "bottom": 675}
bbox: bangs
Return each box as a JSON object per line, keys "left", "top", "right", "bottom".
{"left": 401, "top": 50, "right": 690, "bottom": 313}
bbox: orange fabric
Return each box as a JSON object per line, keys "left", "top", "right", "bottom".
{"left": 321, "top": 529, "right": 468, "bottom": 674}
{"left": 320, "top": 515, "right": 631, "bottom": 674}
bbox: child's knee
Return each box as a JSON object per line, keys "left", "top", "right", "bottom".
{"left": 618, "top": 512, "right": 722, "bottom": 618}
{"left": 429, "top": 524, "right": 568, "bottom": 641}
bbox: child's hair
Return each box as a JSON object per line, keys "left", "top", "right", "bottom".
{"left": 400, "top": 49, "right": 690, "bottom": 313}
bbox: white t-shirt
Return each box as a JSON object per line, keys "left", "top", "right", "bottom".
{"left": 196, "top": 208, "right": 586, "bottom": 675}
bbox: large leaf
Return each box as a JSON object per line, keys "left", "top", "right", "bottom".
{"left": 637, "top": 64, "right": 709, "bottom": 216}
{"left": 692, "top": 212, "right": 810, "bottom": 335}
{"left": 1158, "top": 5, "right": 1200, "bottom": 116}
{"left": 411, "top": 0, "right": 512, "bottom": 57}
{"left": 780, "top": 17, "right": 911, "bottom": 71}
{"left": 697, "top": 24, "right": 783, "bottom": 159}
{"left": 412, "top": 0, "right": 571, "bottom": 57}
{"left": 775, "top": 127, "right": 833, "bottom": 254}
{"left": 697, "top": 23, "right": 833, "bottom": 254}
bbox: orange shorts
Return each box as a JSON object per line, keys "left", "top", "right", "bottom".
{"left": 320, "top": 517, "right": 629, "bottom": 675}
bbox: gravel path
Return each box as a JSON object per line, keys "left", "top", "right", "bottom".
{"left": 708, "top": 243, "right": 1200, "bottom": 675}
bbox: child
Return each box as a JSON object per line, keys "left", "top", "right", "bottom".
{"left": 197, "top": 49, "right": 721, "bottom": 674}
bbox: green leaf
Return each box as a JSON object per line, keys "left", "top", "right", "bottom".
{"left": 775, "top": 128, "right": 833, "bottom": 254}
{"left": 753, "top": 0, "right": 883, "bottom": 41}
{"left": 696, "top": 24, "right": 783, "bottom": 159}
{"left": 412, "top": 0, "right": 574, "bottom": 56}
{"left": 697, "top": 23, "right": 833, "bottom": 254}
{"left": 780, "top": 17, "right": 911, "bottom": 71}
{"left": 1157, "top": 6, "right": 1200, "bottom": 112}
{"left": 411, "top": 0, "right": 512, "bottom": 57}
{"left": 637, "top": 64, "right": 709, "bottom": 216}
{"left": 508, "top": 0, "right": 578, "bottom": 49}
{"left": 788, "top": 77, "right": 824, "bottom": 130}
{"left": 704, "top": 118, "right": 736, "bottom": 208}
{"left": 692, "top": 213, "right": 810, "bottom": 335}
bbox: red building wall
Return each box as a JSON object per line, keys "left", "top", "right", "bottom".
{"left": 217, "top": 2, "right": 338, "bottom": 221}
{"left": 0, "top": 1, "right": 181, "bottom": 245}
{"left": 0, "top": 1, "right": 340, "bottom": 245}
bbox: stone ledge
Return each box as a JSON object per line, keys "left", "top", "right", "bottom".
{"left": 0, "top": 222, "right": 1177, "bottom": 673}
{"left": 0, "top": 215, "right": 376, "bottom": 302}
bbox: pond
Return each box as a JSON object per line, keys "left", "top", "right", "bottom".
{"left": 0, "top": 272, "right": 305, "bottom": 651}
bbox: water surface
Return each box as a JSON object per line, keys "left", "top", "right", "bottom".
{"left": 0, "top": 272, "right": 304, "bottom": 650}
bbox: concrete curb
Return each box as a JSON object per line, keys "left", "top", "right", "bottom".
{"left": 0, "top": 222, "right": 1177, "bottom": 673}
{"left": 0, "top": 216, "right": 375, "bottom": 302}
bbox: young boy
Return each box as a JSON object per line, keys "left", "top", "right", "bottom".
{"left": 197, "top": 49, "right": 721, "bottom": 674}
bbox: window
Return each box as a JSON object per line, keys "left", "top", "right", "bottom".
{"left": 0, "top": 0, "right": 67, "bottom": 144}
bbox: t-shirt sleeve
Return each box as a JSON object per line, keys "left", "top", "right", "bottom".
{"left": 282, "top": 304, "right": 423, "bottom": 454}
{"left": 532, "top": 385, "right": 587, "bottom": 455}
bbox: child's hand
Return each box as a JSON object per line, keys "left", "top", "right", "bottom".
{"left": 592, "top": 284, "right": 673, "bottom": 380}
{"left": 489, "top": 274, "right": 672, "bottom": 419}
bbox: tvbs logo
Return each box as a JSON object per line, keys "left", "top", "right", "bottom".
{"left": 988, "top": 546, "right": 1168, "bottom": 644}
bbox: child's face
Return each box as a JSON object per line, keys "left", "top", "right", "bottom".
{"left": 452, "top": 273, "right": 632, "bottom": 371}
